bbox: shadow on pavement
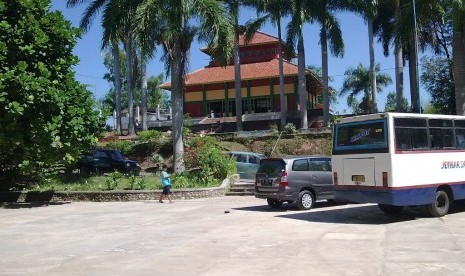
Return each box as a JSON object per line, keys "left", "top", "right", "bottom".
{"left": 232, "top": 201, "right": 347, "bottom": 213}
{"left": 277, "top": 203, "right": 465, "bottom": 225}
{"left": 1, "top": 202, "right": 71, "bottom": 209}
{"left": 235, "top": 201, "right": 465, "bottom": 225}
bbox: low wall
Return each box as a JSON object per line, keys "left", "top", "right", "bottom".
{"left": 0, "top": 178, "right": 233, "bottom": 203}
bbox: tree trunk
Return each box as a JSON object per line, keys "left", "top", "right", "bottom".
{"left": 171, "top": 41, "right": 185, "bottom": 173}
{"left": 111, "top": 40, "right": 122, "bottom": 135}
{"left": 141, "top": 53, "right": 148, "bottom": 131}
{"left": 395, "top": 44, "right": 404, "bottom": 112}
{"left": 368, "top": 18, "right": 377, "bottom": 113}
{"left": 277, "top": 19, "right": 286, "bottom": 130}
{"left": 394, "top": 5, "right": 404, "bottom": 112}
{"left": 125, "top": 37, "right": 135, "bottom": 135}
{"left": 234, "top": 14, "right": 242, "bottom": 131}
{"left": 454, "top": 30, "right": 465, "bottom": 115}
{"left": 408, "top": 39, "right": 420, "bottom": 113}
{"left": 298, "top": 35, "right": 308, "bottom": 129}
{"left": 321, "top": 28, "right": 330, "bottom": 126}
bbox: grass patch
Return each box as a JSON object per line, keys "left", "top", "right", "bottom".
{"left": 21, "top": 173, "right": 222, "bottom": 192}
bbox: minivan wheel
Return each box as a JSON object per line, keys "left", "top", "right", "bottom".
{"left": 267, "top": 198, "right": 283, "bottom": 209}
{"left": 297, "top": 191, "right": 314, "bottom": 210}
{"left": 428, "top": 190, "right": 450, "bottom": 217}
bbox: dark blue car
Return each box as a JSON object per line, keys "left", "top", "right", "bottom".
{"left": 78, "top": 149, "right": 141, "bottom": 175}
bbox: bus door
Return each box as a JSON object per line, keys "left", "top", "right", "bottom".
{"left": 343, "top": 158, "right": 376, "bottom": 186}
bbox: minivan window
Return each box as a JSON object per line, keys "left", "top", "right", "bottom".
{"left": 309, "top": 159, "right": 332, "bottom": 171}
{"left": 257, "top": 159, "right": 285, "bottom": 175}
{"left": 292, "top": 159, "right": 309, "bottom": 171}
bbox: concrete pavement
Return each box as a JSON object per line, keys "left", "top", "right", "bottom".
{"left": 1, "top": 197, "right": 465, "bottom": 276}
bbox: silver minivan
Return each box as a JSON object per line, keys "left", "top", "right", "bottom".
{"left": 254, "top": 156, "right": 333, "bottom": 210}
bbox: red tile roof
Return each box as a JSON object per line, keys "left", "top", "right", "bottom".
{"left": 161, "top": 59, "right": 320, "bottom": 88}
{"left": 238, "top": 31, "right": 279, "bottom": 46}
{"left": 201, "top": 31, "right": 280, "bottom": 54}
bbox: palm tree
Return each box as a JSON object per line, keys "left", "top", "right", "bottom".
{"left": 374, "top": 0, "right": 405, "bottom": 112}
{"left": 344, "top": 0, "right": 379, "bottom": 113}
{"left": 244, "top": 0, "right": 292, "bottom": 130}
{"left": 102, "top": 0, "right": 143, "bottom": 135}
{"left": 394, "top": 0, "right": 444, "bottom": 113}
{"left": 340, "top": 63, "right": 392, "bottom": 114}
{"left": 66, "top": 0, "right": 123, "bottom": 134}
{"left": 452, "top": 0, "right": 465, "bottom": 115}
{"left": 286, "top": 0, "right": 309, "bottom": 129}
{"left": 223, "top": 0, "right": 243, "bottom": 131}
{"left": 136, "top": 17, "right": 160, "bottom": 131}
{"left": 138, "top": 0, "right": 233, "bottom": 173}
{"left": 313, "top": 0, "right": 344, "bottom": 126}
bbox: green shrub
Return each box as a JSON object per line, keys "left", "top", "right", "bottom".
{"left": 269, "top": 122, "right": 279, "bottom": 135}
{"left": 184, "top": 136, "right": 236, "bottom": 183}
{"left": 128, "top": 175, "right": 147, "bottom": 190}
{"left": 105, "top": 171, "right": 123, "bottom": 190}
{"left": 150, "top": 153, "right": 164, "bottom": 165}
{"left": 172, "top": 174, "right": 191, "bottom": 189}
{"left": 284, "top": 123, "right": 297, "bottom": 134}
{"left": 137, "top": 130, "right": 162, "bottom": 142}
{"left": 105, "top": 140, "right": 133, "bottom": 155}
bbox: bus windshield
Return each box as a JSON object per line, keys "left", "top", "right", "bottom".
{"left": 333, "top": 119, "right": 388, "bottom": 154}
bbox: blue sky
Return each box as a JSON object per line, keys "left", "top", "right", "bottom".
{"left": 50, "top": 1, "right": 428, "bottom": 114}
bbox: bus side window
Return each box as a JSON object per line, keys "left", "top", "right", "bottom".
{"left": 395, "top": 128, "right": 411, "bottom": 150}
{"left": 456, "top": 130, "right": 465, "bottom": 149}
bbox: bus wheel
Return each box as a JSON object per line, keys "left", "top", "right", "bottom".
{"left": 378, "top": 204, "right": 404, "bottom": 215}
{"left": 428, "top": 190, "right": 450, "bottom": 217}
{"left": 267, "top": 198, "right": 283, "bottom": 209}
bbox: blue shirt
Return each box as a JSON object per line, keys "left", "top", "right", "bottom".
{"left": 161, "top": 171, "right": 171, "bottom": 187}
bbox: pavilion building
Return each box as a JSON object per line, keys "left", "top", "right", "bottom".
{"left": 161, "top": 31, "right": 324, "bottom": 127}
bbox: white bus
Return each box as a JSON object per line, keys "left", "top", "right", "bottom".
{"left": 331, "top": 112, "right": 465, "bottom": 217}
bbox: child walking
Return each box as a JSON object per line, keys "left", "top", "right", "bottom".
{"left": 159, "top": 165, "right": 173, "bottom": 203}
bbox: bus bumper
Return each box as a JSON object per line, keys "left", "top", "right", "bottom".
{"left": 334, "top": 186, "right": 437, "bottom": 206}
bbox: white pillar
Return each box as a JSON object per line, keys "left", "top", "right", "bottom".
{"left": 136, "top": 105, "right": 140, "bottom": 122}
{"left": 156, "top": 104, "right": 160, "bottom": 120}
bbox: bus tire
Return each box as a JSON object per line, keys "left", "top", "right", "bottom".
{"left": 267, "top": 198, "right": 283, "bottom": 209}
{"left": 428, "top": 190, "right": 450, "bottom": 217}
{"left": 378, "top": 204, "right": 404, "bottom": 215}
{"left": 297, "top": 190, "right": 315, "bottom": 210}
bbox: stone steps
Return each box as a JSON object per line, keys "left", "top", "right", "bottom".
{"left": 226, "top": 180, "right": 255, "bottom": 196}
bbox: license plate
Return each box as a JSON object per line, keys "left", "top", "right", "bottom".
{"left": 352, "top": 175, "right": 365, "bottom": 182}
{"left": 260, "top": 179, "right": 274, "bottom": 186}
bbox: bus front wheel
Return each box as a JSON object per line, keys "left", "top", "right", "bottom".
{"left": 378, "top": 204, "right": 404, "bottom": 215}
{"left": 428, "top": 190, "right": 450, "bottom": 217}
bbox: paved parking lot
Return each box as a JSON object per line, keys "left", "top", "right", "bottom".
{"left": 1, "top": 196, "right": 465, "bottom": 276}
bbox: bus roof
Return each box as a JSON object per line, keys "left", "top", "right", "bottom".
{"left": 334, "top": 112, "right": 465, "bottom": 124}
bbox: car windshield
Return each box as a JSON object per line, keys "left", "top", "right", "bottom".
{"left": 108, "top": 150, "right": 125, "bottom": 160}
{"left": 257, "top": 159, "right": 285, "bottom": 175}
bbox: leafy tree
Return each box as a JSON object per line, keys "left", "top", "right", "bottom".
{"left": 421, "top": 56, "right": 455, "bottom": 114}
{"left": 384, "top": 92, "right": 409, "bottom": 112}
{"left": 0, "top": 0, "right": 103, "bottom": 176}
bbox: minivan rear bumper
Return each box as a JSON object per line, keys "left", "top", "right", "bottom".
{"left": 254, "top": 189, "right": 298, "bottom": 201}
